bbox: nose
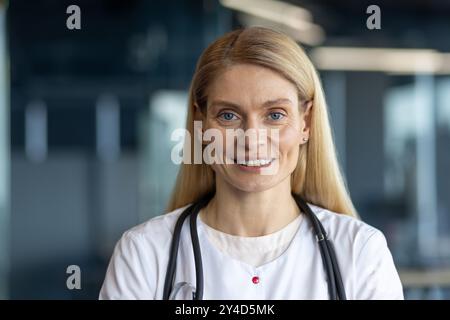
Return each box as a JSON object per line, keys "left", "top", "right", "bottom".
{"left": 239, "top": 116, "right": 269, "bottom": 155}
{"left": 243, "top": 115, "right": 261, "bottom": 132}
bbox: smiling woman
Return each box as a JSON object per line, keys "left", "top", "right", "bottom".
{"left": 171, "top": 117, "right": 283, "bottom": 172}
{"left": 99, "top": 27, "right": 404, "bottom": 300}
{"left": 169, "top": 28, "right": 354, "bottom": 216}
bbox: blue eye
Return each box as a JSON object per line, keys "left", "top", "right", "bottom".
{"left": 219, "top": 112, "right": 238, "bottom": 121}
{"left": 269, "top": 112, "right": 284, "bottom": 121}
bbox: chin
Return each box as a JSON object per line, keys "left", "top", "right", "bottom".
{"left": 212, "top": 161, "right": 293, "bottom": 193}
{"left": 227, "top": 176, "right": 281, "bottom": 193}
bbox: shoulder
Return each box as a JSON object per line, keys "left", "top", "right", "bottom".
{"left": 308, "top": 203, "right": 385, "bottom": 253}
{"left": 119, "top": 203, "right": 192, "bottom": 246}
{"left": 307, "top": 203, "right": 403, "bottom": 299}
{"left": 99, "top": 204, "right": 193, "bottom": 299}
{"left": 104, "top": 204, "right": 193, "bottom": 270}
{"left": 307, "top": 203, "right": 395, "bottom": 274}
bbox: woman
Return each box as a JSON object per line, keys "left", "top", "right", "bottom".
{"left": 99, "top": 27, "right": 404, "bottom": 300}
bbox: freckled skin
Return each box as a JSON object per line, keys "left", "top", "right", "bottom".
{"left": 197, "top": 63, "right": 310, "bottom": 193}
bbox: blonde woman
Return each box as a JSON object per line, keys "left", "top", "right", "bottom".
{"left": 99, "top": 27, "right": 404, "bottom": 300}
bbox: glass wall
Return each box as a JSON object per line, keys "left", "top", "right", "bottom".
{"left": 3, "top": 0, "right": 450, "bottom": 299}
{"left": 0, "top": 2, "right": 9, "bottom": 299}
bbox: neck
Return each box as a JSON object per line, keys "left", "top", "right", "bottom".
{"left": 200, "top": 177, "right": 300, "bottom": 237}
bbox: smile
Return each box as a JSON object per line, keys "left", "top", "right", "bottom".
{"left": 234, "top": 158, "right": 275, "bottom": 167}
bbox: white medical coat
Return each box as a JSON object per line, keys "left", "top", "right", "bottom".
{"left": 99, "top": 203, "right": 404, "bottom": 300}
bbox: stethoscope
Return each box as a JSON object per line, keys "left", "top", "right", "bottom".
{"left": 163, "top": 192, "right": 347, "bottom": 300}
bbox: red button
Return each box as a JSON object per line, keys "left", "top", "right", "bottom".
{"left": 252, "top": 276, "right": 260, "bottom": 284}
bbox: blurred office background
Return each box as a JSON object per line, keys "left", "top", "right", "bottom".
{"left": 1, "top": 0, "right": 450, "bottom": 299}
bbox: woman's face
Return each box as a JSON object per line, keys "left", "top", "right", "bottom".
{"left": 197, "top": 63, "right": 311, "bottom": 193}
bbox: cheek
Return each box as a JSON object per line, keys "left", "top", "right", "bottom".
{"left": 276, "top": 125, "right": 302, "bottom": 161}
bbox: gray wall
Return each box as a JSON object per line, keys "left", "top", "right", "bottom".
{"left": 11, "top": 151, "right": 140, "bottom": 298}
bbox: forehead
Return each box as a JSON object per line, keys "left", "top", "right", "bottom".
{"left": 207, "top": 64, "right": 298, "bottom": 106}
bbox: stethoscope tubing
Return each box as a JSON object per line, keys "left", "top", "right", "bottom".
{"left": 163, "top": 192, "right": 346, "bottom": 300}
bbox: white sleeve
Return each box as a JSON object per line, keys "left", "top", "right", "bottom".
{"left": 99, "top": 231, "right": 155, "bottom": 300}
{"left": 354, "top": 229, "right": 404, "bottom": 300}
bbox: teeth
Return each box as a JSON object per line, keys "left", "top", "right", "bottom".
{"left": 236, "top": 159, "right": 273, "bottom": 166}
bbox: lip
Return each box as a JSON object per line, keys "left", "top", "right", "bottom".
{"left": 234, "top": 158, "right": 276, "bottom": 173}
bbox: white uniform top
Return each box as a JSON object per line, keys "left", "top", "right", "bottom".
{"left": 99, "top": 203, "right": 404, "bottom": 300}
{"left": 201, "top": 213, "right": 303, "bottom": 268}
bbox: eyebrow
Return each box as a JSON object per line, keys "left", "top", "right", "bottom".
{"left": 209, "top": 98, "right": 293, "bottom": 110}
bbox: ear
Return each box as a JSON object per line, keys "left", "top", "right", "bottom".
{"left": 301, "top": 100, "right": 313, "bottom": 138}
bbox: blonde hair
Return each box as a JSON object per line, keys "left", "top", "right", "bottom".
{"left": 167, "top": 27, "right": 358, "bottom": 217}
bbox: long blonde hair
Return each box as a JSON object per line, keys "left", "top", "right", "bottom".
{"left": 167, "top": 27, "right": 357, "bottom": 217}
